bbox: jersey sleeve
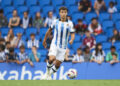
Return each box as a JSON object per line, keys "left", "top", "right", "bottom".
{"left": 69, "top": 21, "right": 75, "bottom": 33}
{"left": 49, "top": 19, "right": 56, "bottom": 30}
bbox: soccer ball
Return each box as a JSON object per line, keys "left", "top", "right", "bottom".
{"left": 67, "top": 69, "right": 77, "bottom": 79}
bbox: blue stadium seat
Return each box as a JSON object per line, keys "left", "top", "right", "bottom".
{"left": 112, "top": 13, "right": 120, "bottom": 22}
{"left": 67, "top": 42, "right": 73, "bottom": 49}
{"left": 105, "top": 28, "right": 114, "bottom": 37}
{"left": 4, "top": 6, "right": 14, "bottom": 16}
{"left": 13, "top": 27, "right": 24, "bottom": 35}
{"left": 0, "top": 27, "right": 9, "bottom": 35}
{"left": 1, "top": 0, "right": 12, "bottom": 7}
{"left": 15, "top": 48, "right": 19, "bottom": 53}
{"left": 104, "top": 0, "right": 116, "bottom": 7}
{"left": 72, "top": 42, "right": 82, "bottom": 51}
{"left": 13, "top": 0, "right": 25, "bottom": 7}
{"left": 72, "top": 13, "right": 84, "bottom": 24}
{"left": 25, "top": 28, "right": 37, "bottom": 36}
{"left": 115, "top": 21, "right": 120, "bottom": 30}
{"left": 104, "top": 49, "right": 110, "bottom": 55}
{"left": 76, "top": 0, "right": 80, "bottom": 2}
{"left": 65, "top": 0, "right": 76, "bottom": 7}
{"left": 40, "top": 56, "right": 46, "bottom": 62}
{"left": 39, "top": 28, "right": 48, "bottom": 39}
{"left": 113, "top": 42, "right": 120, "bottom": 50}
{"left": 116, "top": 0, "right": 120, "bottom": 12}
{"left": 69, "top": 5, "right": 79, "bottom": 15}
{"left": 99, "top": 13, "right": 110, "bottom": 23}
{"left": 117, "top": 0, "right": 120, "bottom": 4}
{"left": 6, "top": 13, "right": 13, "bottom": 22}
{"left": 39, "top": 42, "right": 44, "bottom": 49}
{"left": 90, "top": 0, "right": 95, "bottom": 6}
{"left": 52, "top": 0, "right": 63, "bottom": 7}
{"left": 29, "top": 6, "right": 41, "bottom": 15}
{"left": 96, "top": 35, "right": 108, "bottom": 43}
{"left": 38, "top": 0, "right": 51, "bottom": 7}
{"left": 74, "top": 34, "right": 81, "bottom": 42}
{"left": 22, "top": 35, "right": 27, "bottom": 41}
{"left": 102, "top": 42, "right": 112, "bottom": 50}
{"left": 69, "top": 49, "right": 75, "bottom": 55}
{"left": 26, "top": 0, "right": 38, "bottom": 7}
{"left": 17, "top": 6, "right": 28, "bottom": 15}
{"left": 35, "top": 35, "right": 41, "bottom": 40}
{"left": 42, "top": 6, "right": 54, "bottom": 16}
{"left": 85, "top": 12, "right": 97, "bottom": 23}
{"left": 38, "top": 49, "right": 47, "bottom": 56}
{"left": 26, "top": 49, "right": 32, "bottom": 54}
{"left": 102, "top": 20, "right": 114, "bottom": 31}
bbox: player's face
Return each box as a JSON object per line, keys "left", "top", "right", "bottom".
{"left": 59, "top": 10, "right": 68, "bottom": 20}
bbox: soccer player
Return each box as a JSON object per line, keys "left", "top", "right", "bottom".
{"left": 42, "top": 7, "right": 75, "bottom": 80}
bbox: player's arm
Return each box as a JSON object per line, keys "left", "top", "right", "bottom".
{"left": 69, "top": 21, "right": 75, "bottom": 45}
{"left": 43, "top": 28, "right": 52, "bottom": 48}
{"left": 69, "top": 32, "right": 75, "bottom": 45}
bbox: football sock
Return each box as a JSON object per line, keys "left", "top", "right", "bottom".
{"left": 47, "top": 61, "right": 53, "bottom": 70}
{"left": 49, "top": 65, "right": 58, "bottom": 75}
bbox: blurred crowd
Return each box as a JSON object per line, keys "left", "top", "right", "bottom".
{"left": 0, "top": 0, "right": 120, "bottom": 66}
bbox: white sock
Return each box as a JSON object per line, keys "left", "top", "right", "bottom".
{"left": 49, "top": 65, "right": 58, "bottom": 75}
{"left": 47, "top": 61, "right": 53, "bottom": 70}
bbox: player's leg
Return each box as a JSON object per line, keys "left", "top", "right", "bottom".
{"left": 46, "top": 55, "right": 55, "bottom": 74}
{"left": 42, "top": 56, "right": 55, "bottom": 80}
{"left": 49, "top": 60, "right": 62, "bottom": 75}
{"left": 49, "top": 48, "right": 66, "bottom": 75}
{"left": 42, "top": 44, "right": 57, "bottom": 80}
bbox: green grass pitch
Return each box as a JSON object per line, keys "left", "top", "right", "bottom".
{"left": 0, "top": 80, "right": 120, "bottom": 86}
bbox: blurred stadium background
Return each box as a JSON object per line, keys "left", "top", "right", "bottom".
{"left": 0, "top": 0, "right": 120, "bottom": 83}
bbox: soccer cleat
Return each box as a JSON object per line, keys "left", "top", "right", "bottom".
{"left": 46, "top": 67, "right": 50, "bottom": 75}
{"left": 41, "top": 68, "right": 51, "bottom": 80}
{"left": 41, "top": 73, "right": 52, "bottom": 80}
{"left": 47, "top": 75, "right": 52, "bottom": 80}
{"left": 41, "top": 73, "right": 48, "bottom": 80}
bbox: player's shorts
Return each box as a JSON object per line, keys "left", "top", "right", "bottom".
{"left": 48, "top": 44, "right": 66, "bottom": 62}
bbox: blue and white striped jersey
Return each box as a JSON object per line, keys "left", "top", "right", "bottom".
{"left": 50, "top": 19, "right": 75, "bottom": 49}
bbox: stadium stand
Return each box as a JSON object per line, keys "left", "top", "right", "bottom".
{"left": 0, "top": 0, "right": 120, "bottom": 62}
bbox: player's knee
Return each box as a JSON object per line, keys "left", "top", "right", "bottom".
{"left": 49, "top": 56, "right": 55, "bottom": 64}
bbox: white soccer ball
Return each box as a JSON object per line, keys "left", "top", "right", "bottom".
{"left": 67, "top": 69, "right": 77, "bottom": 79}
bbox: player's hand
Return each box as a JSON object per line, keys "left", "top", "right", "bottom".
{"left": 43, "top": 40, "right": 47, "bottom": 48}
{"left": 69, "top": 40, "right": 74, "bottom": 45}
